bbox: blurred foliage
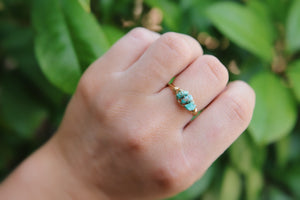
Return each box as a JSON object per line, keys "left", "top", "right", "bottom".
{"left": 1, "top": 0, "right": 300, "bottom": 199}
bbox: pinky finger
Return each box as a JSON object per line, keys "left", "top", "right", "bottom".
{"left": 182, "top": 81, "right": 255, "bottom": 177}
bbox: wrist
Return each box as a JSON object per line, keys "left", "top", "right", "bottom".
{"left": 0, "top": 138, "right": 110, "bottom": 200}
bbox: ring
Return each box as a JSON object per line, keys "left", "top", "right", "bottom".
{"left": 168, "top": 83, "right": 198, "bottom": 116}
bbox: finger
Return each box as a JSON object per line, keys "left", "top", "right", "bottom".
{"left": 158, "top": 55, "right": 228, "bottom": 126}
{"left": 122, "top": 32, "right": 203, "bottom": 94}
{"left": 183, "top": 81, "right": 255, "bottom": 178}
{"left": 90, "top": 27, "right": 160, "bottom": 73}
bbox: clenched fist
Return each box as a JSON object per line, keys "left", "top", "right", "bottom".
{"left": 0, "top": 28, "right": 255, "bottom": 200}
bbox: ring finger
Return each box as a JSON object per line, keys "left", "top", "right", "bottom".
{"left": 157, "top": 55, "right": 229, "bottom": 127}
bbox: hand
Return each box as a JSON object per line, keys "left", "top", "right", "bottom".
{"left": 0, "top": 28, "right": 255, "bottom": 200}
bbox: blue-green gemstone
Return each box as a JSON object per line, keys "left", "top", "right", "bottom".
{"left": 176, "top": 90, "right": 189, "bottom": 99}
{"left": 180, "top": 99, "right": 187, "bottom": 104}
{"left": 180, "top": 94, "right": 193, "bottom": 104}
{"left": 184, "top": 102, "right": 196, "bottom": 111}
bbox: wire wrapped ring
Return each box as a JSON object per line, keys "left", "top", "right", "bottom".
{"left": 168, "top": 83, "right": 198, "bottom": 116}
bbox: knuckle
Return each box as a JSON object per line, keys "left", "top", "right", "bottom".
{"left": 152, "top": 168, "right": 180, "bottom": 192}
{"left": 129, "top": 27, "right": 149, "bottom": 38}
{"left": 124, "top": 134, "right": 145, "bottom": 153}
{"left": 128, "top": 27, "right": 157, "bottom": 43}
{"left": 77, "top": 73, "right": 123, "bottom": 122}
{"left": 203, "top": 55, "right": 228, "bottom": 83}
{"left": 160, "top": 32, "right": 193, "bottom": 61}
{"left": 76, "top": 73, "right": 95, "bottom": 104}
{"left": 123, "top": 120, "right": 162, "bottom": 153}
{"left": 151, "top": 165, "right": 189, "bottom": 194}
{"left": 96, "top": 96, "right": 125, "bottom": 122}
{"left": 76, "top": 66, "right": 109, "bottom": 105}
{"left": 223, "top": 89, "right": 252, "bottom": 123}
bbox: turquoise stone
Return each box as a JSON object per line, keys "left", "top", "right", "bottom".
{"left": 176, "top": 90, "right": 189, "bottom": 100}
{"left": 174, "top": 88, "right": 197, "bottom": 112}
{"left": 180, "top": 94, "right": 193, "bottom": 104}
{"left": 184, "top": 102, "right": 196, "bottom": 111}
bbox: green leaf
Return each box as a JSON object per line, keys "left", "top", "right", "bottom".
{"left": 248, "top": 72, "right": 297, "bottom": 144}
{"left": 0, "top": 75, "right": 48, "bottom": 139}
{"left": 266, "top": 186, "right": 293, "bottom": 200}
{"left": 0, "top": 22, "right": 65, "bottom": 105}
{"left": 247, "top": 0, "right": 275, "bottom": 41}
{"left": 229, "top": 133, "right": 266, "bottom": 174}
{"left": 219, "top": 167, "right": 242, "bottom": 200}
{"left": 78, "top": 0, "right": 90, "bottom": 12}
{"left": 180, "top": 0, "right": 213, "bottom": 31}
{"left": 275, "top": 135, "right": 291, "bottom": 168}
{"left": 289, "top": 131, "right": 300, "bottom": 162}
{"left": 32, "top": 0, "right": 110, "bottom": 94}
{"left": 245, "top": 169, "right": 264, "bottom": 200}
{"left": 32, "top": 0, "right": 82, "bottom": 93}
{"left": 287, "top": 60, "right": 300, "bottom": 102}
{"left": 266, "top": 0, "right": 291, "bottom": 23}
{"left": 97, "top": 0, "right": 114, "bottom": 23}
{"left": 247, "top": 0, "right": 269, "bottom": 19}
{"left": 101, "top": 25, "right": 125, "bottom": 45}
{"left": 282, "top": 164, "right": 300, "bottom": 198}
{"left": 61, "top": 0, "right": 111, "bottom": 71}
{"left": 286, "top": 0, "right": 300, "bottom": 52}
{"left": 206, "top": 2, "right": 274, "bottom": 61}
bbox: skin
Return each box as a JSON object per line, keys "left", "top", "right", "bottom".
{"left": 0, "top": 28, "right": 255, "bottom": 200}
